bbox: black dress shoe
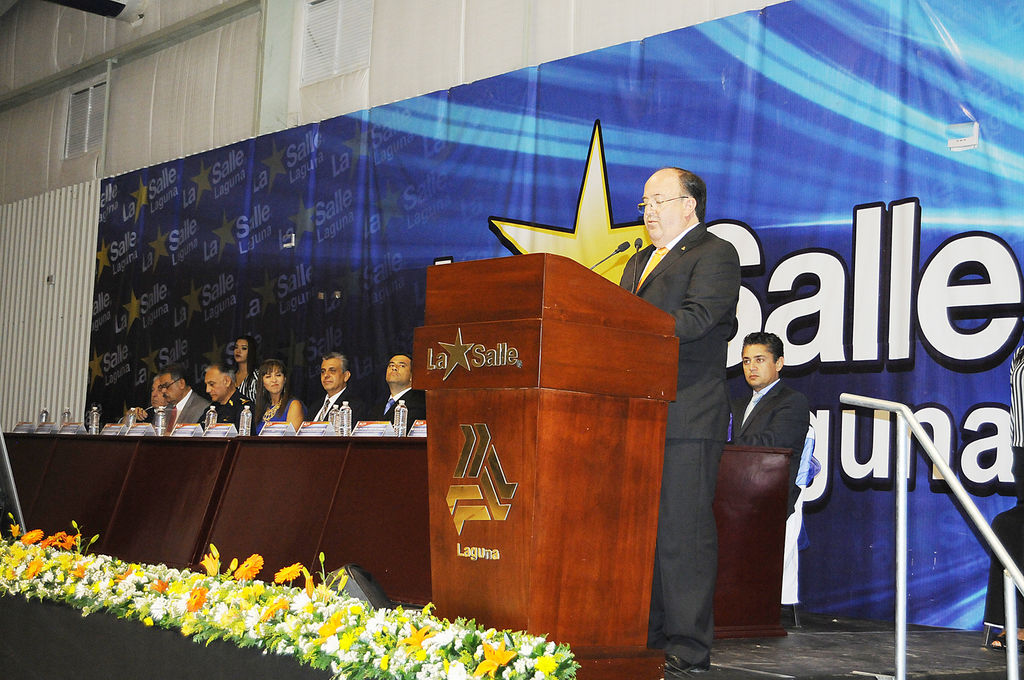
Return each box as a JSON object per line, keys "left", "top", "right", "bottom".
{"left": 664, "top": 653, "right": 711, "bottom": 677}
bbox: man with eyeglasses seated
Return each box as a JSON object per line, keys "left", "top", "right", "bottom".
{"left": 619, "top": 167, "right": 740, "bottom": 677}
{"left": 157, "top": 363, "right": 212, "bottom": 432}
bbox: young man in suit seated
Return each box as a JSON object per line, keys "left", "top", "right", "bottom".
{"left": 731, "top": 332, "right": 810, "bottom": 515}
{"left": 382, "top": 353, "right": 426, "bottom": 432}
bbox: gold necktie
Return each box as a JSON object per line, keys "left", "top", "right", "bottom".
{"left": 637, "top": 247, "right": 669, "bottom": 289}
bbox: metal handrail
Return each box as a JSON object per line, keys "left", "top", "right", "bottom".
{"left": 839, "top": 393, "right": 1024, "bottom": 680}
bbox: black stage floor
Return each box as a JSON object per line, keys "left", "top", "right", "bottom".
{"left": 577, "top": 610, "right": 1011, "bottom": 680}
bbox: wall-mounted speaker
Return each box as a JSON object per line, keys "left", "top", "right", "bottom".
{"left": 40, "top": 0, "right": 147, "bottom": 24}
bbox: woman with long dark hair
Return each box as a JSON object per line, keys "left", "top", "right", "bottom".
{"left": 253, "top": 358, "right": 306, "bottom": 434}
{"left": 233, "top": 335, "right": 261, "bottom": 402}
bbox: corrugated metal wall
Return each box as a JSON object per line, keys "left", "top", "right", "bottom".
{"left": 0, "top": 181, "right": 100, "bottom": 429}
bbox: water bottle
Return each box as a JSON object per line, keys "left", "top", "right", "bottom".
{"left": 153, "top": 406, "right": 167, "bottom": 436}
{"left": 393, "top": 399, "right": 408, "bottom": 436}
{"left": 60, "top": 406, "right": 72, "bottom": 428}
{"left": 204, "top": 405, "right": 218, "bottom": 430}
{"left": 340, "top": 400, "right": 353, "bottom": 436}
{"left": 329, "top": 404, "right": 341, "bottom": 435}
{"left": 124, "top": 409, "right": 136, "bottom": 430}
{"left": 87, "top": 405, "right": 101, "bottom": 435}
{"left": 38, "top": 407, "right": 50, "bottom": 426}
{"left": 239, "top": 405, "right": 252, "bottom": 436}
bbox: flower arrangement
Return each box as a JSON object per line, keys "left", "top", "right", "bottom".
{"left": 0, "top": 522, "right": 578, "bottom": 679}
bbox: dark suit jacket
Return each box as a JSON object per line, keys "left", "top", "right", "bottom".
{"left": 619, "top": 224, "right": 741, "bottom": 439}
{"left": 382, "top": 389, "right": 426, "bottom": 430}
{"left": 731, "top": 380, "right": 810, "bottom": 513}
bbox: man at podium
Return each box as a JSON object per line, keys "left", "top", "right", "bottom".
{"left": 619, "top": 167, "right": 740, "bottom": 677}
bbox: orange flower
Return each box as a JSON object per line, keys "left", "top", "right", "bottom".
{"left": 187, "top": 586, "right": 208, "bottom": 612}
{"left": 316, "top": 611, "right": 344, "bottom": 641}
{"left": 20, "top": 529, "right": 44, "bottom": 545}
{"left": 274, "top": 562, "right": 304, "bottom": 584}
{"left": 151, "top": 579, "right": 169, "bottom": 593}
{"left": 24, "top": 559, "right": 44, "bottom": 579}
{"left": 303, "top": 568, "right": 315, "bottom": 598}
{"left": 56, "top": 532, "right": 77, "bottom": 550}
{"left": 9, "top": 523, "right": 21, "bottom": 538}
{"left": 233, "top": 553, "right": 263, "bottom": 581}
{"left": 116, "top": 567, "right": 134, "bottom": 583}
{"left": 260, "top": 597, "right": 290, "bottom": 622}
{"left": 40, "top": 531, "right": 71, "bottom": 548}
{"left": 71, "top": 562, "right": 87, "bottom": 579}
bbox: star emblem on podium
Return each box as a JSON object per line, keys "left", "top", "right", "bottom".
{"left": 437, "top": 328, "right": 474, "bottom": 380}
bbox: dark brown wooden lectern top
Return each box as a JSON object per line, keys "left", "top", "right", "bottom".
{"left": 416, "top": 253, "right": 678, "bottom": 400}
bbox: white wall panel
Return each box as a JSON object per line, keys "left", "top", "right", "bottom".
{"left": 213, "top": 13, "right": 261, "bottom": 144}
{"left": 2, "top": 96, "right": 57, "bottom": 202}
{"left": 368, "top": 0, "right": 463, "bottom": 105}
{"left": 105, "top": 58, "right": 157, "bottom": 175}
{"left": 463, "top": 0, "right": 529, "bottom": 84}
{"left": 0, "top": 181, "right": 100, "bottom": 430}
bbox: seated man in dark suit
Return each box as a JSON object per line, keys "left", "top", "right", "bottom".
{"left": 310, "top": 352, "right": 365, "bottom": 424}
{"left": 382, "top": 353, "right": 426, "bottom": 432}
{"left": 203, "top": 361, "right": 251, "bottom": 429}
{"left": 157, "top": 363, "right": 212, "bottom": 430}
{"left": 730, "top": 331, "right": 810, "bottom": 515}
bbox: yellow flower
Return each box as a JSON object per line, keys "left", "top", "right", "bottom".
{"left": 535, "top": 655, "right": 558, "bottom": 675}
{"left": 316, "top": 611, "right": 344, "bottom": 643}
{"left": 274, "top": 562, "right": 304, "bottom": 584}
{"left": 199, "top": 551, "right": 220, "bottom": 576}
{"left": 379, "top": 655, "right": 389, "bottom": 671}
{"left": 473, "top": 640, "right": 516, "bottom": 678}
{"left": 9, "top": 523, "right": 21, "bottom": 538}
{"left": 233, "top": 553, "right": 263, "bottom": 581}
{"left": 400, "top": 624, "right": 436, "bottom": 649}
{"left": 339, "top": 631, "right": 358, "bottom": 651}
{"left": 143, "top": 617, "right": 154, "bottom": 627}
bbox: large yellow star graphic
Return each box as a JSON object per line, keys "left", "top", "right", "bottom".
{"left": 89, "top": 350, "right": 103, "bottom": 387}
{"left": 130, "top": 177, "right": 149, "bottom": 225}
{"left": 96, "top": 239, "right": 111, "bottom": 279}
{"left": 141, "top": 346, "right": 160, "bottom": 375}
{"left": 191, "top": 161, "right": 212, "bottom": 207}
{"left": 252, "top": 270, "right": 278, "bottom": 315}
{"left": 288, "top": 198, "right": 316, "bottom": 243}
{"left": 260, "top": 142, "right": 287, "bottom": 192}
{"left": 148, "top": 227, "right": 169, "bottom": 271}
{"left": 182, "top": 279, "right": 203, "bottom": 325}
{"left": 122, "top": 288, "right": 141, "bottom": 332}
{"left": 214, "top": 211, "right": 238, "bottom": 263}
{"left": 203, "top": 335, "right": 226, "bottom": 367}
{"left": 489, "top": 120, "right": 648, "bottom": 282}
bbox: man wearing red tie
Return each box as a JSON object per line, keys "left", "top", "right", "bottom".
{"left": 619, "top": 167, "right": 740, "bottom": 677}
{"left": 157, "top": 363, "right": 212, "bottom": 433}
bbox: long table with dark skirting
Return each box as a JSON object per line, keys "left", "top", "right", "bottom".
{"left": 4, "top": 433, "right": 432, "bottom": 605}
{"left": 3, "top": 433, "right": 788, "bottom": 641}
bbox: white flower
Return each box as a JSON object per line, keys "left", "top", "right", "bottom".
{"left": 447, "top": 660, "right": 470, "bottom": 680}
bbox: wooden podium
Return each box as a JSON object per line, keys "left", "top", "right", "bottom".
{"left": 413, "top": 253, "right": 678, "bottom": 651}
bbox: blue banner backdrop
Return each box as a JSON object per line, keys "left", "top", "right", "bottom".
{"left": 89, "top": 0, "right": 1024, "bottom": 629}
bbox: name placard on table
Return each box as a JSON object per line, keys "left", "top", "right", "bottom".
{"left": 172, "top": 423, "right": 204, "bottom": 437}
{"left": 101, "top": 424, "right": 125, "bottom": 436}
{"left": 297, "top": 421, "right": 333, "bottom": 437}
{"left": 126, "top": 423, "right": 156, "bottom": 437}
{"left": 259, "top": 422, "right": 296, "bottom": 436}
{"left": 203, "top": 423, "right": 238, "bottom": 438}
{"left": 57, "top": 423, "right": 87, "bottom": 435}
{"left": 352, "top": 421, "right": 399, "bottom": 437}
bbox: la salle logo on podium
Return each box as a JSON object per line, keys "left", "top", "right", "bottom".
{"left": 446, "top": 423, "right": 517, "bottom": 536}
{"left": 427, "top": 328, "right": 522, "bottom": 380}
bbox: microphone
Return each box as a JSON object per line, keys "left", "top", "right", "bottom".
{"left": 631, "top": 238, "right": 644, "bottom": 293}
{"left": 589, "top": 241, "right": 630, "bottom": 270}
